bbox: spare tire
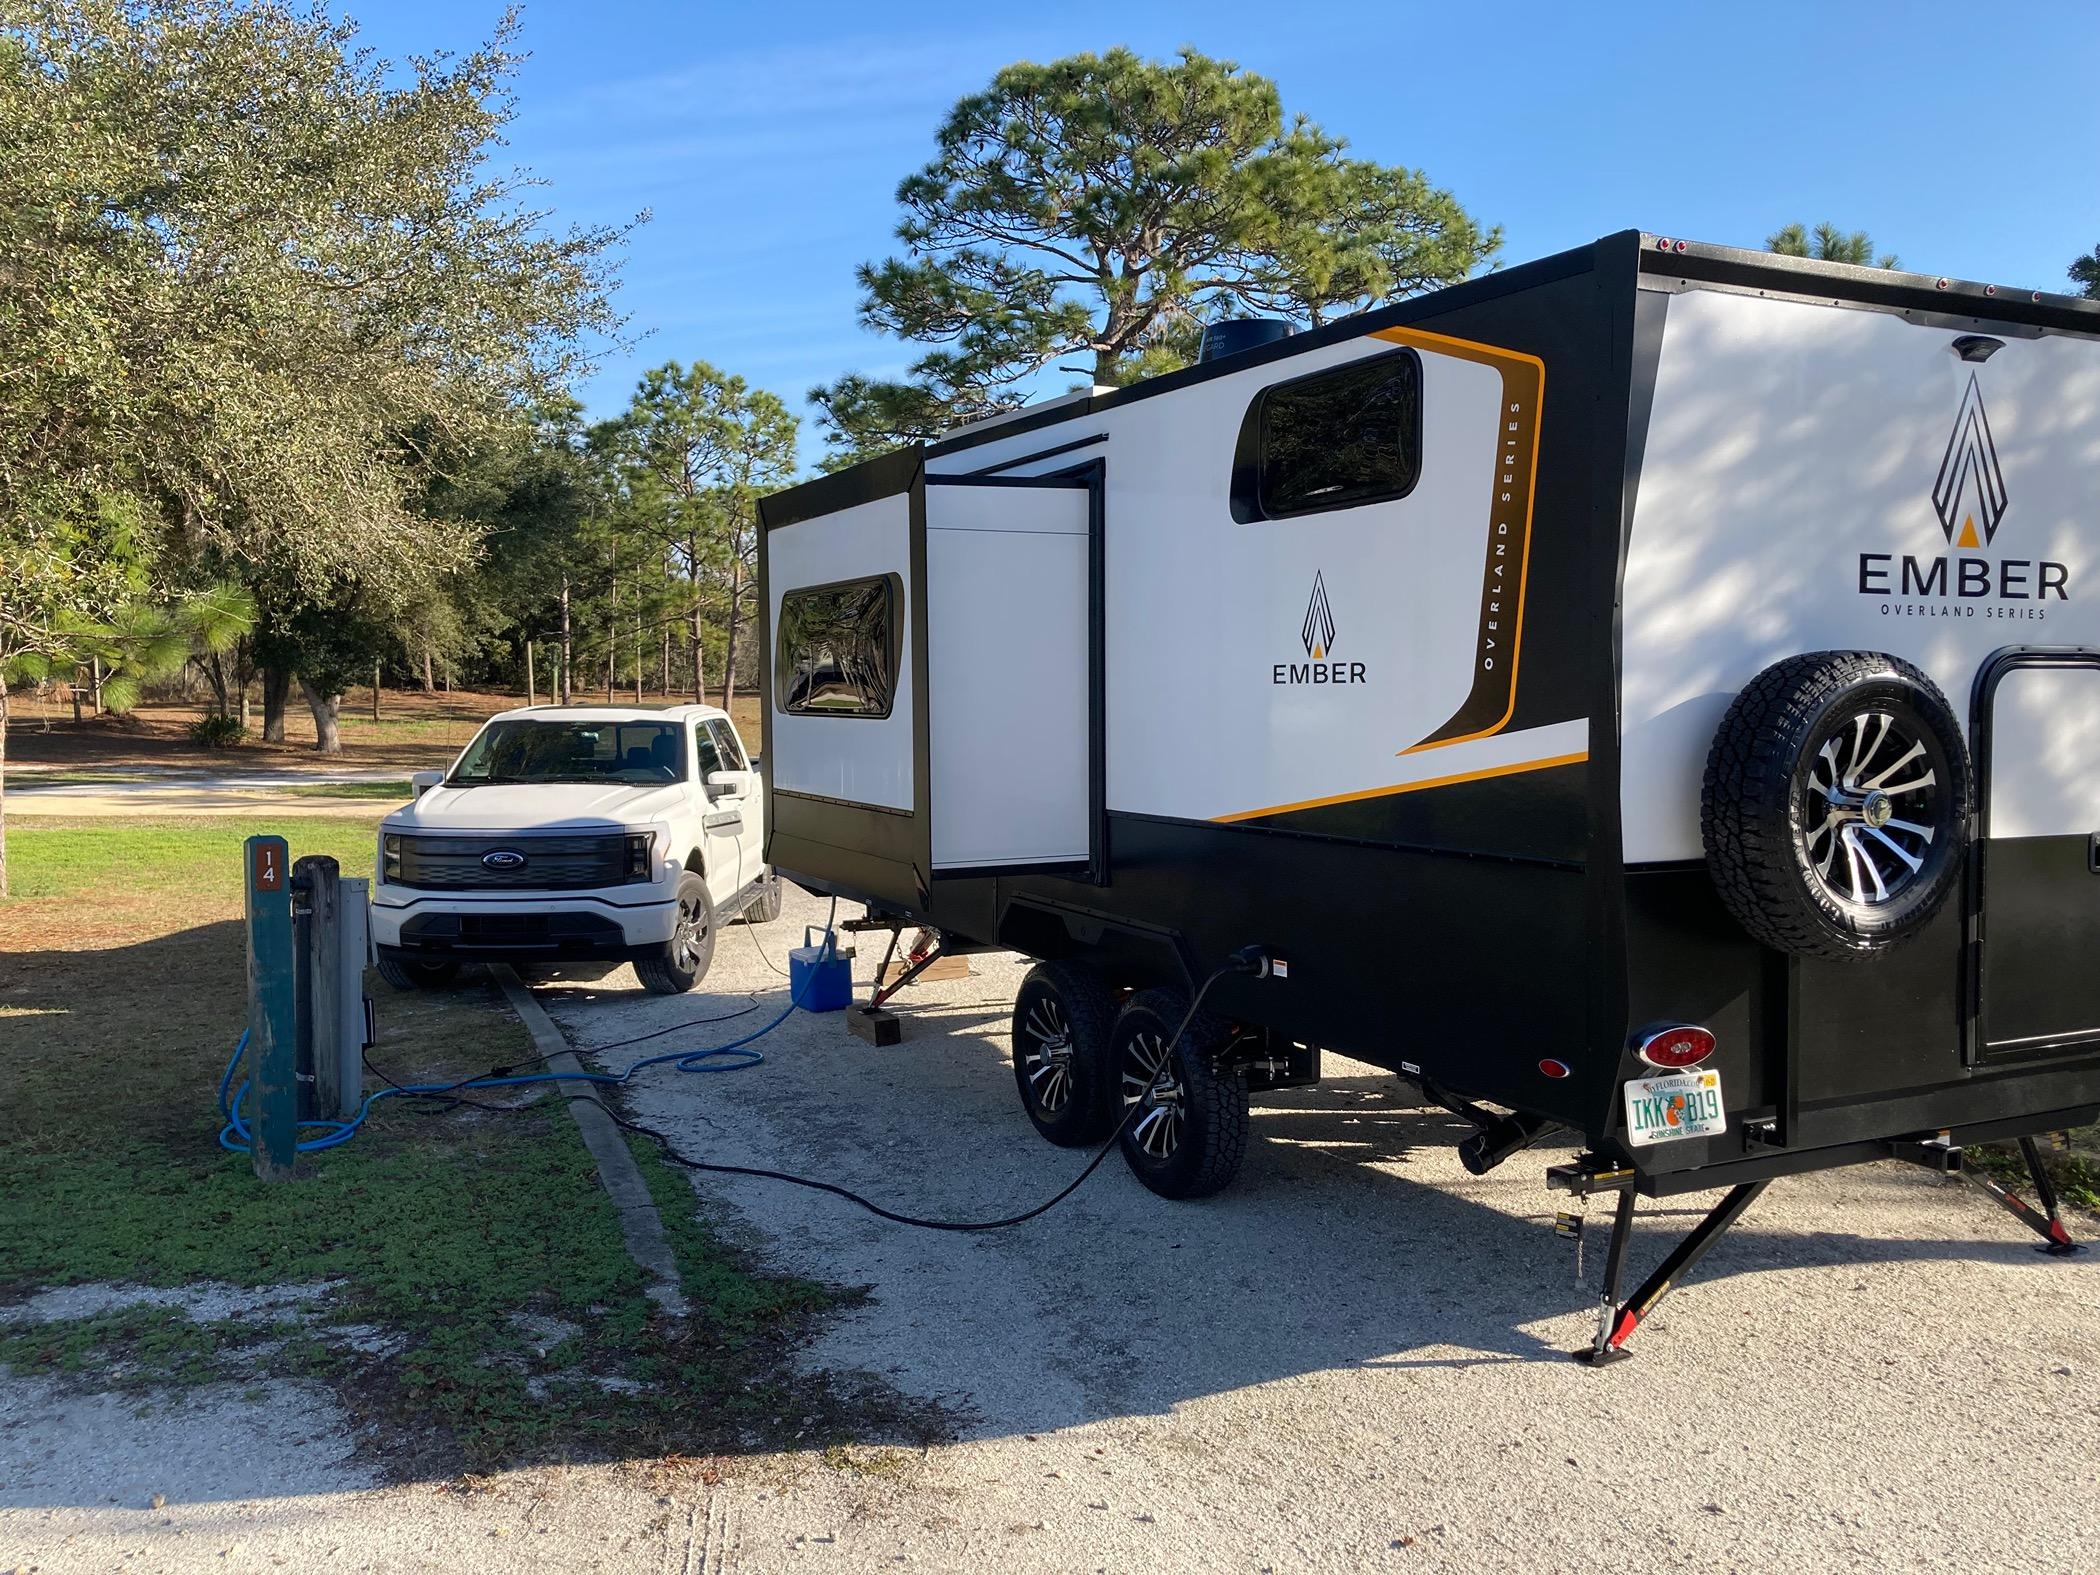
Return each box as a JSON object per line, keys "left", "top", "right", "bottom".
{"left": 1701, "top": 650, "right": 1970, "bottom": 961}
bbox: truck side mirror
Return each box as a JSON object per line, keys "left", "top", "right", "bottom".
{"left": 410, "top": 770, "right": 445, "bottom": 796}
{"left": 706, "top": 769, "right": 756, "bottom": 800}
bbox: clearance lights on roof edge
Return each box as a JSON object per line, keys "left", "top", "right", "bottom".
{"left": 1653, "top": 235, "right": 2053, "bottom": 304}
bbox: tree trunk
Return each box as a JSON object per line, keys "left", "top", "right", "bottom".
{"left": 370, "top": 662, "right": 381, "bottom": 722}
{"left": 687, "top": 530, "right": 706, "bottom": 703}
{"left": 421, "top": 650, "right": 433, "bottom": 691}
{"left": 299, "top": 678, "right": 343, "bottom": 754}
{"left": 261, "top": 665, "right": 291, "bottom": 743}
{"left": 558, "top": 577, "right": 573, "bottom": 704}
{"left": 660, "top": 628, "right": 670, "bottom": 698}
{"left": 634, "top": 602, "right": 643, "bottom": 704}
{"left": 720, "top": 573, "right": 742, "bottom": 713}
{"left": 525, "top": 639, "right": 537, "bottom": 706}
{"left": 71, "top": 671, "right": 83, "bottom": 723}
{"left": 203, "top": 653, "right": 230, "bottom": 719}
{"left": 0, "top": 664, "right": 11, "bottom": 898}
{"left": 238, "top": 685, "right": 252, "bottom": 733}
{"left": 90, "top": 658, "right": 103, "bottom": 716}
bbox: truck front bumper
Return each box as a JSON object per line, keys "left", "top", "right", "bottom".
{"left": 370, "top": 887, "right": 679, "bottom": 960}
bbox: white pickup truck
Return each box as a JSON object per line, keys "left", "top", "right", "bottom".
{"left": 370, "top": 703, "right": 780, "bottom": 994}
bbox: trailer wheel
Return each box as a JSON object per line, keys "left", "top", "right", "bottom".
{"left": 1702, "top": 650, "right": 1971, "bottom": 961}
{"left": 1011, "top": 962, "right": 1118, "bottom": 1146}
{"left": 1111, "top": 988, "right": 1250, "bottom": 1200}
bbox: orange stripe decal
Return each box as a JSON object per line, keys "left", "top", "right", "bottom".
{"left": 1211, "top": 750, "right": 1588, "bottom": 824}
{"left": 1368, "top": 325, "right": 1546, "bottom": 755}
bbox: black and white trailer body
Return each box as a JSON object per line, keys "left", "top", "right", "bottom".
{"left": 758, "top": 231, "right": 2100, "bottom": 1357}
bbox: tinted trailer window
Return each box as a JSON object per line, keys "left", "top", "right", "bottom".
{"left": 777, "top": 575, "right": 900, "bottom": 718}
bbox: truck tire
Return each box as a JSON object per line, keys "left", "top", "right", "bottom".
{"left": 741, "top": 872, "right": 784, "bottom": 925}
{"left": 1111, "top": 988, "right": 1249, "bottom": 1200}
{"left": 636, "top": 874, "right": 717, "bottom": 994}
{"left": 1011, "top": 961, "right": 1119, "bottom": 1146}
{"left": 1702, "top": 650, "right": 1970, "bottom": 961}
{"left": 374, "top": 948, "right": 459, "bottom": 990}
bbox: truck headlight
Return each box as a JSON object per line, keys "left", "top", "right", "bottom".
{"left": 382, "top": 833, "right": 402, "bottom": 882}
{"left": 624, "top": 833, "right": 654, "bottom": 882}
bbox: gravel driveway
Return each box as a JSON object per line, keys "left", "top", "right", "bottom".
{"left": 7, "top": 882, "right": 2094, "bottom": 1573}
{"left": 530, "top": 884, "right": 2100, "bottom": 1573}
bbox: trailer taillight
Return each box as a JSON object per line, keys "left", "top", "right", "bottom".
{"left": 1634, "top": 1025, "right": 1715, "bottom": 1070}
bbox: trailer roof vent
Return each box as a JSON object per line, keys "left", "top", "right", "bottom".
{"left": 1198, "top": 319, "right": 1293, "bottom": 364}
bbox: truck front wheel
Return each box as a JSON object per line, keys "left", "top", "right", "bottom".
{"left": 375, "top": 948, "right": 459, "bottom": 991}
{"left": 636, "top": 874, "right": 717, "bottom": 995}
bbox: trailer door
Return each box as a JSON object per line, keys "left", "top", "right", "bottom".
{"left": 1971, "top": 649, "right": 2100, "bottom": 1063}
{"left": 924, "top": 474, "right": 1095, "bottom": 873}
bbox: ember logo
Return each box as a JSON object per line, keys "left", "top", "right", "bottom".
{"left": 1931, "top": 372, "right": 2008, "bottom": 549}
{"left": 1275, "top": 571, "right": 1365, "bottom": 686}
{"left": 1858, "top": 364, "right": 2069, "bottom": 616}
{"left": 1301, "top": 572, "right": 1337, "bottom": 658}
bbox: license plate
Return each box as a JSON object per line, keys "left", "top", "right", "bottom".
{"left": 1622, "top": 1068, "right": 1726, "bottom": 1147}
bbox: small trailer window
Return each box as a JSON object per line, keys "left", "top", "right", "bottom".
{"left": 776, "top": 575, "right": 901, "bottom": 718}
{"left": 1231, "top": 348, "right": 1422, "bottom": 522}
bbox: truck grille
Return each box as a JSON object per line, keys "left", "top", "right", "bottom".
{"left": 393, "top": 833, "right": 626, "bottom": 891}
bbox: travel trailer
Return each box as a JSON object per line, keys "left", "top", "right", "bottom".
{"left": 757, "top": 231, "right": 2100, "bottom": 1357}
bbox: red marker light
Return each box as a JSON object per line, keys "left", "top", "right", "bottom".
{"left": 1634, "top": 1025, "right": 1716, "bottom": 1070}
{"left": 1538, "top": 1058, "right": 1572, "bottom": 1079}
{"left": 1673, "top": 239, "right": 1688, "bottom": 253}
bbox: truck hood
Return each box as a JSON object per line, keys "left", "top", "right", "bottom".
{"left": 382, "top": 780, "right": 688, "bottom": 833}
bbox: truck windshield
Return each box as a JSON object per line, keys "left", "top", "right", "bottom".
{"left": 448, "top": 720, "right": 687, "bottom": 786}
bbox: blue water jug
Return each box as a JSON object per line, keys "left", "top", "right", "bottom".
{"left": 789, "top": 926, "right": 852, "bottom": 1013}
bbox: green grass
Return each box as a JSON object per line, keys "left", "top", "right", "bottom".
{"left": 0, "top": 815, "right": 382, "bottom": 901}
{"left": 277, "top": 778, "right": 414, "bottom": 802}
{"left": 0, "top": 815, "right": 895, "bottom": 1474}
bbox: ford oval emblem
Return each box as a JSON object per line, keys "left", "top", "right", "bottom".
{"left": 482, "top": 848, "right": 527, "bottom": 870}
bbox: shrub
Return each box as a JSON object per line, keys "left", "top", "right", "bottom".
{"left": 187, "top": 714, "right": 246, "bottom": 749}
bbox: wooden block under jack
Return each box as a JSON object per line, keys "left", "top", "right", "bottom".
{"left": 880, "top": 955, "right": 974, "bottom": 986}
{"left": 846, "top": 1005, "right": 904, "bottom": 1046}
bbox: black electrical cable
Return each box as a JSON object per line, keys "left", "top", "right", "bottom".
{"left": 588, "top": 962, "right": 1240, "bottom": 1233}
{"left": 360, "top": 1048, "right": 515, "bottom": 1114}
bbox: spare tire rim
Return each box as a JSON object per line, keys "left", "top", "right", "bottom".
{"left": 1804, "top": 708, "right": 1943, "bottom": 907}
{"left": 1121, "top": 1029, "right": 1184, "bottom": 1160}
{"left": 1020, "top": 996, "right": 1074, "bottom": 1114}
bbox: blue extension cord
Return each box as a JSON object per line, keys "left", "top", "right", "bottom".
{"left": 216, "top": 929, "right": 834, "bottom": 1156}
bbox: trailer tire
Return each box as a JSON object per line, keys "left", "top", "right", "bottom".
{"left": 375, "top": 948, "right": 460, "bottom": 991}
{"left": 1111, "top": 988, "right": 1249, "bottom": 1200}
{"left": 1702, "top": 650, "right": 1970, "bottom": 961}
{"left": 635, "top": 874, "right": 717, "bottom": 994}
{"left": 1011, "top": 961, "right": 1118, "bottom": 1146}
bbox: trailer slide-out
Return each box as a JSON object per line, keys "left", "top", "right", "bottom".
{"left": 757, "top": 231, "right": 2100, "bottom": 1361}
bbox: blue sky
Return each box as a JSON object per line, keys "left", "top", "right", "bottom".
{"left": 350, "top": 0, "right": 2100, "bottom": 459}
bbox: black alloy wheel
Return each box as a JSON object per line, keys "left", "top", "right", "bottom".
{"left": 1010, "top": 961, "right": 1117, "bottom": 1146}
{"left": 1111, "top": 988, "right": 1250, "bottom": 1199}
